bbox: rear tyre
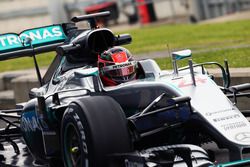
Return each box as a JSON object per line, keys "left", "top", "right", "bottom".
{"left": 61, "top": 96, "right": 132, "bottom": 167}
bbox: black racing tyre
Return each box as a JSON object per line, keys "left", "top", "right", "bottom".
{"left": 61, "top": 96, "right": 132, "bottom": 167}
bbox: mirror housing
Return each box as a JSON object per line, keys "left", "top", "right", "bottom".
{"left": 56, "top": 43, "right": 81, "bottom": 56}
{"left": 114, "top": 34, "right": 132, "bottom": 46}
{"left": 172, "top": 49, "right": 192, "bottom": 60}
{"left": 172, "top": 49, "right": 192, "bottom": 75}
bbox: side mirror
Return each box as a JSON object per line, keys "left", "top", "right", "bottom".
{"left": 171, "top": 49, "right": 192, "bottom": 75}
{"left": 114, "top": 34, "right": 132, "bottom": 46}
{"left": 29, "top": 86, "right": 47, "bottom": 99}
{"left": 172, "top": 49, "right": 192, "bottom": 60}
{"left": 167, "top": 96, "right": 191, "bottom": 105}
{"left": 29, "top": 87, "right": 42, "bottom": 99}
{"left": 56, "top": 43, "right": 81, "bottom": 56}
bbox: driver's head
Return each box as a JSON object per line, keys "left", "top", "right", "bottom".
{"left": 98, "top": 46, "right": 137, "bottom": 86}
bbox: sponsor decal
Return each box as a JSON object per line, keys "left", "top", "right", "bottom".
{"left": 205, "top": 108, "right": 233, "bottom": 116}
{"left": 235, "top": 132, "right": 250, "bottom": 142}
{"left": 21, "top": 116, "right": 41, "bottom": 132}
{"left": 68, "top": 108, "right": 88, "bottom": 155}
{"left": 213, "top": 114, "right": 240, "bottom": 122}
{"left": 173, "top": 76, "right": 207, "bottom": 88}
{"left": 221, "top": 122, "right": 247, "bottom": 131}
{"left": 66, "top": 108, "right": 89, "bottom": 166}
{"left": 111, "top": 51, "right": 128, "bottom": 63}
{"left": 19, "top": 26, "right": 64, "bottom": 42}
{"left": 21, "top": 115, "right": 48, "bottom": 132}
{"left": 103, "top": 61, "right": 136, "bottom": 72}
{"left": 125, "top": 159, "right": 144, "bottom": 167}
{"left": 112, "top": 62, "right": 132, "bottom": 69}
{"left": 0, "top": 25, "right": 66, "bottom": 52}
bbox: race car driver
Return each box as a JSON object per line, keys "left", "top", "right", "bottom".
{"left": 98, "top": 46, "right": 138, "bottom": 86}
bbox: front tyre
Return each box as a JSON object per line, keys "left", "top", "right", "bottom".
{"left": 61, "top": 96, "right": 132, "bottom": 167}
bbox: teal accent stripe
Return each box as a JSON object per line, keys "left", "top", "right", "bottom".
{"left": 214, "top": 159, "right": 250, "bottom": 167}
{"left": 160, "top": 78, "right": 184, "bottom": 95}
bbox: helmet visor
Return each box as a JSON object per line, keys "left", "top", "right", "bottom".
{"left": 102, "top": 61, "right": 136, "bottom": 77}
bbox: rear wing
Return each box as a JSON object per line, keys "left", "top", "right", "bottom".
{"left": 0, "top": 24, "right": 68, "bottom": 61}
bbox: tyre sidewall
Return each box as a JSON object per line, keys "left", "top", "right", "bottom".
{"left": 61, "top": 103, "right": 93, "bottom": 167}
{"left": 61, "top": 96, "right": 132, "bottom": 167}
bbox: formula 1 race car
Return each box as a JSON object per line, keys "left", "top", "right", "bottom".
{"left": 1, "top": 11, "right": 250, "bottom": 167}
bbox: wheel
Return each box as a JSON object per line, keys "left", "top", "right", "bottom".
{"left": 61, "top": 96, "right": 132, "bottom": 167}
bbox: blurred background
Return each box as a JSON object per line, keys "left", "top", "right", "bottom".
{"left": 1, "top": 0, "right": 250, "bottom": 33}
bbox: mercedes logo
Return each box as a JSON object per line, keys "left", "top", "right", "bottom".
{"left": 235, "top": 132, "right": 250, "bottom": 142}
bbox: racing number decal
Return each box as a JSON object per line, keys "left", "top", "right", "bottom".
{"left": 175, "top": 77, "right": 207, "bottom": 88}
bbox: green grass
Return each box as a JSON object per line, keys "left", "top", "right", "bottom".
{"left": 155, "top": 47, "right": 250, "bottom": 69}
{"left": 123, "top": 20, "right": 250, "bottom": 54}
{"left": 1, "top": 20, "right": 250, "bottom": 72}
{"left": 0, "top": 52, "right": 55, "bottom": 72}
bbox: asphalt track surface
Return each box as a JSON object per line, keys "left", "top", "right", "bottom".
{"left": 0, "top": 139, "right": 43, "bottom": 167}
{"left": 0, "top": 139, "right": 245, "bottom": 167}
